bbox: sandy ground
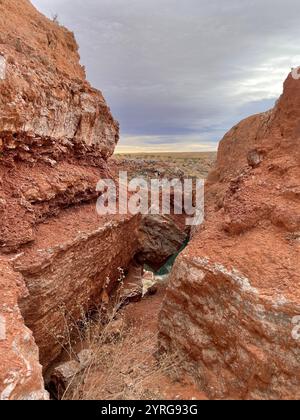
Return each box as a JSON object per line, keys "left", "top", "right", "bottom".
{"left": 120, "top": 282, "right": 208, "bottom": 400}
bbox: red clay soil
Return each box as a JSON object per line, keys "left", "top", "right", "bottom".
{"left": 122, "top": 284, "right": 208, "bottom": 400}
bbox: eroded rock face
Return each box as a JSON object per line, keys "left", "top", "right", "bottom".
{"left": 137, "top": 215, "right": 188, "bottom": 270}
{"left": 0, "top": 260, "right": 48, "bottom": 400}
{"left": 0, "top": 0, "right": 126, "bottom": 400}
{"left": 159, "top": 72, "right": 300, "bottom": 400}
{"left": 0, "top": 0, "right": 118, "bottom": 158}
{"left": 15, "top": 212, "right": 141, "bottom": 367}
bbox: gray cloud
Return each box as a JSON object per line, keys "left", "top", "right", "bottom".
{"left": 32, "top": 0, "right": 300, "bottom": 151}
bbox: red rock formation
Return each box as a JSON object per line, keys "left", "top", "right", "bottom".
{"left": 159, "top": 73, "right": 300, "bottom": 400}
{"left": 0, "top": 0, "right": 120, "bottom": 254}
{"left": 15, "top": 211, "right": 141, "bottom": 366}
{"left": 0, "top": 0, "right": 133, "bottom": 400}
{"left": 0, "top": 0, "right": 119, "bottom": 158}
{"left": 0, "top": 260, "right": 47, "bottom": 400}
{"left": 137, "top": 214, "right": 188, "bottom": 270}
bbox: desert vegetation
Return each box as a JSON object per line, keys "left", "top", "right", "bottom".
{"left": 47, "top": 273, "right": 186, "bottom": 401}
{"left": 114, "top": 152, "right": 216, "bottom": 179}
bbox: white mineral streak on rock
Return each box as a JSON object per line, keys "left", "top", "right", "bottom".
{"left": 0, "top": 316, "right": 6, "bottom": 341}
{"left": 0, "top": 55, "right": 6, "bottom": 80}
{"left": 1, "top": 372, "right": 19, "bottom": 400}
{"left": 191, "top": 256, "right": 258, "bottom": 294}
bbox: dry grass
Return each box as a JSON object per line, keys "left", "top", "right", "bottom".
{"left": 50, "top": 271, "right": 181, "bottom": 400}
{"left": 63, "top": 324, "right": 180, "bottom": 400}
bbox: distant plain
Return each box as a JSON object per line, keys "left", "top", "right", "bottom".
{"left": 114, "top": 152, "right": 217, "bottom": 179}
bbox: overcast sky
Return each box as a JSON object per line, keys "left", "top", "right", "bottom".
{"left": 32, "top": 0, "right": 300, "bottom": 153}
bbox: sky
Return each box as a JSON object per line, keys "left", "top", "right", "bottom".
{"left": 32, "top": 0, "right": 300, "bottom": 153}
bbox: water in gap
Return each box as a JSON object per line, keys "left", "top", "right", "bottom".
{"left": 145, "top": 238, "right": 189, "bottom": 276}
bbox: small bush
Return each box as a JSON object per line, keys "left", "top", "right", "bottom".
{"left": 50, "top": 270, "right": 181, "bottom": 400}
{"left": 52, "top": 14, "right": 59, "bottom": 25}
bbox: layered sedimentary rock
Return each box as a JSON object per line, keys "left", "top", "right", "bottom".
{"left": 0, "top": 0, "right": 130, "bottom": 400}
{"left": 0, "top": 0, "right": 118, "bottom": 158}
{"left": 159, "top": 73, "right": 300, "bottom": 400}
{"left": 0, "top": 0, "right": 120, "bottom": 254}
{"left": 0, "top": 260, "right": 47, "bottom": 400}
{"left": 14, "top": 210, "right": 141, "bottom": 366}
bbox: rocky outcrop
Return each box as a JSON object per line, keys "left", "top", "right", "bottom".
{"left": 137, "top": 215, "right": 188, "bottom": 270}
{"left": 159, "top": 72, "right": 300, "bottom": 400}
{"left": 0, "top": 0, "right": 120, "bottom": 254}
{"left": 14, "top": 211, "right": 141, "bottom": 367}
{"left": 0, "top": 260, "right": 48, "bottom": 400}
{"left": 0, "top": 0, "right": 130, "bottom": 400}
{"left": 0, "top": 0, "right": 119, "bottom": 159}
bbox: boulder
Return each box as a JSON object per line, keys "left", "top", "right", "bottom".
{"left": 137, "top": 214, "right": 188, "bottom": 270}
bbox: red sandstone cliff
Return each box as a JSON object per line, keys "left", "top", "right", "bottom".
{"left": 159, "top": 73, "right": 300, "bottom": 400}
{"left": 0, "top": 0, "right": 121, "bottom": 253}
{"left": 0, "top": 0, "right": 119, "bottom": 157}
{"left": 0, "top": 0, "right": 135, "bottom": 400}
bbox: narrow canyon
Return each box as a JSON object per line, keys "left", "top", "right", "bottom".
{"left": 0, "top": 0, "right": 299, "bottom": 401}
